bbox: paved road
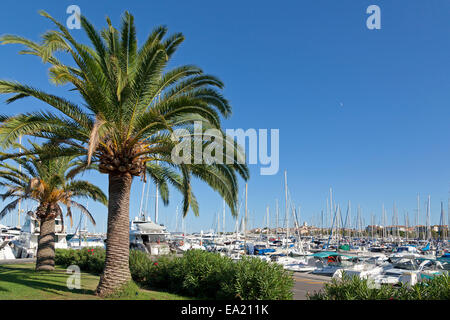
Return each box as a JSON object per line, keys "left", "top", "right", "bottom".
{"left": 292, "top": 272, "right": 330, "bottom": 300}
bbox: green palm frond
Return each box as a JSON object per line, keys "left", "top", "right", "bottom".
{"left": 0, "top": 10, "right": 248, "bottom": 219}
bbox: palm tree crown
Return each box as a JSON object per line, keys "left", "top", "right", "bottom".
{"left": 0, "top": 10, "right": 248, "bottom": 216}
{"left": 0, "top": 143, "right": 107, "bottom": 271}
{"left": 0, "top": 143, "right": 107, "bottom": 226}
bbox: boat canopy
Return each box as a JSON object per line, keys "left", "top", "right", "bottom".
{"left": 312, "top": 251, "right": 353, "bottom": 259}
{"left": 254, "top": 248, "right": 276, "bottom": 255}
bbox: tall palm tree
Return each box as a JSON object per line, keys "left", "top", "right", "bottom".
{"left": 0, "top": 144, "right": 107, "bottom": 271}
{"left": 0, "top": 11, "right": 249, "bottom": 295}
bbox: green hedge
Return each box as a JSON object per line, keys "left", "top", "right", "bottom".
{"left": 55, "top": 247, "right": 105, "bottom": 275}
{"left": 308, "top": 272, "right": 450, "bottom": 300}
{"left": 128, "top": 250, "right": 294, "bottom": 300}
{"left": 55, "top": 249, "right": 294, "bottom": 300}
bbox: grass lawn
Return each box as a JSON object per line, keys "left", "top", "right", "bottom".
{"left": 0, "top": 263, "right": 189, "bottom": 300}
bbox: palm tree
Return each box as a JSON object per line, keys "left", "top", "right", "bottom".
{"left": 0, "top": 144, "right": 107, "bottom": 271}
{"left": 0, "top": 11, "right": 249, "bottom": 295}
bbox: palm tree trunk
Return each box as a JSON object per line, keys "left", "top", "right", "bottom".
{"left": 96, "top": 172, "right": 133, "bottom": 296}
{"left": 36, "top": 217, "right": 55, "bottom": 271}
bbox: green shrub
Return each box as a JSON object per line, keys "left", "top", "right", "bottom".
{"left": 143, "top": 251, "right": 293, "bottom": 300}
{"left": 55, "top": 248, "right": 295, "bottom": 300}
{"left": 55, "top": 247, "right": 105, "bottom": 274}
{"left": 171, "top": 250, "right": 234, "bottom": 299}
{"left": 129, "top": 250, "right": 154, "bottom": 283}
{"left": 308, "top": 272, "right": 450, "bottom": 300}
{"left": 225, "top": 256, "right": 294, "bottom": 300}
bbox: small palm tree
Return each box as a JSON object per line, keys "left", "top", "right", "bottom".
{"left": 0, "top": 144, "right": 107, "bottom": 270}
{"left": 0, "top": 11, "right": 249, "bottom": 295}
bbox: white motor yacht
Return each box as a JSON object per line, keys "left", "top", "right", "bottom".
{"left": 129, "top": 216, "right": 170, "bottom": 255}
{"left": 11, "top": 213, "right": 67, "bottom": 258}
{"left": 0, "top": 240, "right": 15, "bottom": 260}
{"left": 276, "top": 256, "right": 317, "bottom": 272}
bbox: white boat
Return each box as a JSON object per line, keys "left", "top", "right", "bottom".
{"left": 11, "top": 213, "right": 67, "bottom": 258}
{"left": 177, "top": 241, "right": 206, "bottom": 252}
{"left": 312, "top": 253, "right": 358, "bottom": 277}
{"left": 389, "top": 246, "right": 422, "bottom": 260}
{"left": 0, "top": 241, "right": 15, "bottom": 260}
{"left": 68, "top": 235, "right": 105, "bottom": 249}
{"left": 276, "top": 256, "right": 318, "bottom": 272}
{"left": 371, "top": 258, "right": 447, "bottom": 287}
{"left": 333, "top": 263, "right": 384, "bottom": 280}
{"left": 129, "top": 216, "right": 171, "bottom": 255}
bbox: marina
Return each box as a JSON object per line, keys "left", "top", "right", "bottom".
{"left": 0, "top": 1, "right": 448, "bottom": 305}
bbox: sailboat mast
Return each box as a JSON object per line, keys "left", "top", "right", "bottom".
{"left": 448, "top": 191, "right": 450, "bottom": 241}
{"left": 217, "top": 210, "right": 220, "bottom": 235}
{"left": 244, "top": 183, "right": 248, "bottom": 247}
{"left": 439, "top": 202, "right": 444, "bottom": 241}
{"left": 427, "top": 195, "right": 431, "bottom": 240}
{"left": 139, "top": 180, "right": 146, "bottom": 220}
{"left": 329, "top": 188, "right": 333, "bottom": 237}
{"left": 266, "top": 205, "right": 270, "bottom": 244}
{"left": 175, "top": 205, "right": 179, "bottom": 232}
{"left": 223, "top": 199, "right": 226, "bottom": 235}
{"left": 321, "top": 210, "right": 323, "bottom": 238}
{"left": 417, "top": 194, "right": 420, "bottom": 239}
{"left": 144, "top": 180, "right": 151, "bottom": 220}
{"left": 17, "top": 135, "right": 22, "bottom": 228}
{"left": 284, "top": 171, "right": 288, "bottom": 249}
{"left": 155, "top": 183, "right": 159, "bottom": 223}
{"left": 276, "top": 199, "right": 279, "bottom": 238}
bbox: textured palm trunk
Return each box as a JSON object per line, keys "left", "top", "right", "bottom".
{"left": 96, "top": 173, "right": 133, "bottom": 296}
{"left": 36, "top": 217, "right": 56, "bottom": 271}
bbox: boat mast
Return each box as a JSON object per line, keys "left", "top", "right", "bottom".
{"left": 405, "top": 211, "right": 409, "bottom": 241}
{"left": 356, "top": 205, "right": 360, "bottom": 239}
{"left": 138, "top": 180, "right": 146, "bottom": 220}
{"left": 393, "top": 202, "right": 398, "bottom": 242}
{"left": 144, "top": 180, "right": 151, "bottom": 220}
{"left": 155, "top": 183, "right": 159, "bottom": 223}
{"left": 235, "top": 201, "right": 240, "bottom": 243}
{"left": 284, "top": 171, "right": 288, "bottom": 250}
{"left": 244, "top": 183, "right": 248, "bottom": 248}
{"left": 17, "top": 136, "right": 22, "bottom": 228}
{"left": 426, "top": 195, "right": 431, "bottom": 241}
{"left": 439, "top": 201, "right": 445, "bottom": 242}
{"left": 348, "top": 201, "right": 352, "bottom": 241}
{"left": 329, "top": 188, "right": 333, "bottom": 238}
{"left": 275, "top": 199, "right": 279, "bottom": 238}
{"left": 321, "top": 209, "right": 323, "bottom": 238}
{"left": 326, "top": 197, "right": 329, "bottom": 237}
{"left": 217, "top": 210, "right": 220, "bottom": 236}
{"left": 448, "top": 191, "right": 450, "bottom": 242}
{"left": 266, "top": 205, "right": 270, "bottom": 246}
{"left": 223, "top": 199, "right": 226, "bottom": 236}
{"left": 416, "top": 194, "right": 420, "bottom": 240}
{"left": 175, "top": 205, "right": 179, "bottom": 232}
{"left": 382, "top": 204, "right": 385, "bottom": 241}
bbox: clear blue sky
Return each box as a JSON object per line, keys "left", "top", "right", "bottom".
{"left": 0, "top": 0, "right": 449, "bottom": 232}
